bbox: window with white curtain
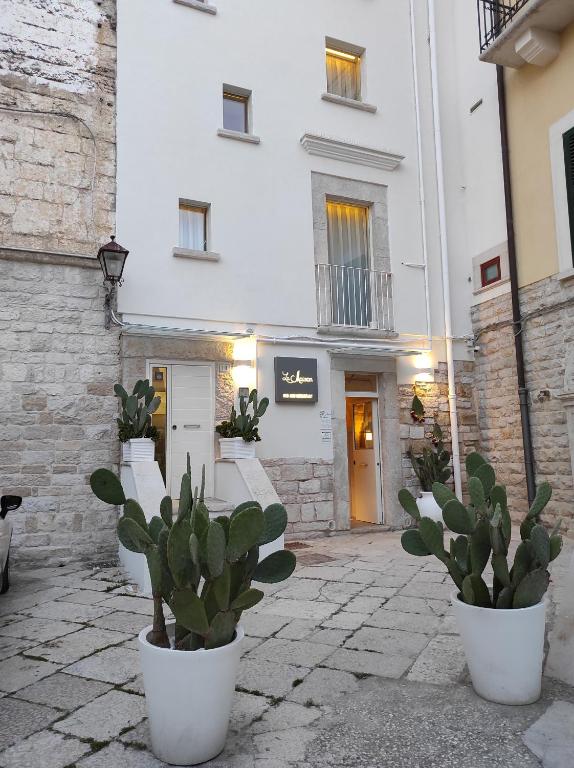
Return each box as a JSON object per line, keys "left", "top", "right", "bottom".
{"left": 326, "top": 201, "right": 371, "bottom": 326}
{"left": 326, "top": 46, "right": 361, "bottom": 101}
{"left": 179, "top": 202, "right": 207, "bottom": 251}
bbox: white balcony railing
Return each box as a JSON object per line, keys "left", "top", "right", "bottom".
{"left": 316, "top": 263, "right": 394, "bottom": 332}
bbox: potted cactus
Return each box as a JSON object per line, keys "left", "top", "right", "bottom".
{"left": 398, "top": 451, "right": 563, "bottom": 705}
{"left": 216, "top": 389, "right": 269, "bottom": 459}
{"left": 89, "top": 457, "right": 296, "bottom": 766}
{"left": 114, "top": 379, "right": 161, "bottom": 462}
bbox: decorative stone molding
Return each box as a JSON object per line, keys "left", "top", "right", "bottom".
{"left": 173, "top": 0, "right": 216, "bottom": 14}
{"left": 321, "top": 93, "right": 377, "bottom": 114}
{"left": 301, "top": 133, "right": 404, "bottom": 171}
{"left": 515, "top": 27, "right": 560, "bottom": 67}
{"left": 217, "top": 129, "right": 260, "bottom": 145}
{"left": 172, "top": 247, "right": 220, "bottom": 262}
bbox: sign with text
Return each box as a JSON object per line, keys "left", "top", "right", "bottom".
{"left": 274, "top": 357, "right": 318, "bottom": 403}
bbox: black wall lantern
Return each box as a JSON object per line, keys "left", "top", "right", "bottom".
{"left": 97, "top": 235, "right": 129, "bottom": 328}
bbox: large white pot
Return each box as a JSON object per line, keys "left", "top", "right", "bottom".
{"left": 121, "top": 438, "right": 155, "bottom": 463}
{"left": 452, "top": 592, "right": 545, "bottom": 705}
{"left": 416, "top": 491, "right": 443, "bottom": 523}
{"left": 138, "top": 622, "right": 244, "bottom": 765}
{"left": 219, "top": 437, "right": 256, "bottom": 459}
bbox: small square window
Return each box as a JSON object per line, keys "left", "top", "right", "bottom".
{"left": 326, "top": 46, "right": 361, "bottom": 101}
{"left": 179, "top": 202, "right": 207, "bottom": 251}
{"left": 480, "top": 256, "right": 501, "bottom": 287}
{"left": 223, "top": 91, "right": 249, "bottom": 133}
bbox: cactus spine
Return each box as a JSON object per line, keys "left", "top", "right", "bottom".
{"left": 398, "top": 452, "right": 563, "bottom": 609}
{"left": 90, "top": 455, "right": 295, "bottom": 649}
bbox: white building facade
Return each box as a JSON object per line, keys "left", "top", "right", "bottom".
{"left": 115, "top": 0, "right": 503, "bottom": 537}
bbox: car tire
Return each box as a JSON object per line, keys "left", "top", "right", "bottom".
{"left": 0, "top": 553, "right": 9, "bottom": 595}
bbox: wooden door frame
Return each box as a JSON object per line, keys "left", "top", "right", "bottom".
{"left": 146, "top": 360, "right": 216, "bottom": 497}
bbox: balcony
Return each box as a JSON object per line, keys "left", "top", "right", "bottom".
{"left": 315, "top": 263, "right": 394, "bottom": 334}
{"left": 477, "top": 0, "right": 574, "bottom": 67}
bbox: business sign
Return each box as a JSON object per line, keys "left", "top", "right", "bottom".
{"left": 274, "top": 357, "right": 318, "bottom": 403}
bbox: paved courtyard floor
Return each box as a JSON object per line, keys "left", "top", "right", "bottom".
{"left": 0, "top": 530, "right": 573, "bottom": 767}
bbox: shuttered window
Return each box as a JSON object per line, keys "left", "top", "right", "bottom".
{"left": 564, "top": 126, "right": 574, "bottom": 265}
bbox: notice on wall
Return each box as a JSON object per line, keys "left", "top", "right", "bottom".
{"left": 274, "top": 357, "right": 318, "bottom": 403}
{"left": 319, "top": 409, "right": 332, "bottom": 430}
{"left": 321, "top": 430, "right": 332, "bottom": 444}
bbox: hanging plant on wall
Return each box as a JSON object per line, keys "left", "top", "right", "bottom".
{"left": 410, "top": 391, "right": 425, "bottom": 423}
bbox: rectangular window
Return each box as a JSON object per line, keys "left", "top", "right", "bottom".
{"left": 223, "top": 91, "right": 249, "bottom": 133}
{"left": 327, "top": 201, "right": 371, "bottom": 326}
{"left": 326, "top": 46, "right": 361, "bottom": 101}
{"left": 563, "top": 126, "right": 574, "bottom": 265}
{"left": 179, "top": 202, "right": 207, "bottom": 251}
{"left": 480, "top": 255, "right": 501, "bottom": 287}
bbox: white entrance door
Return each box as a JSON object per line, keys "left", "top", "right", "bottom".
{"left": 348, "top": 398, "right": 382, "bottom": 524}
{"left": 169, "top": 364, "right": 214, "bottom": 498}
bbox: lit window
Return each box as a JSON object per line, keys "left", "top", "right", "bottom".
{"left": 480, "top": 256, "right": 501, "bottom": 287}
{"left": 223, "top": 90, "right": 249, "bottom": 133}
{"left": 326, "top": 46, "right": 361, "bottom": 101}
{"left": 179, "top": 202, "right": 207, "bottom": 251}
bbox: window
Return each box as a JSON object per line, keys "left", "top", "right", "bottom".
{"left": 480, "top": 256, "right": 501, "bottom": 287}
{"left": 326, "top": 45, "right": 361, "bottom": 101}
{"left": 223, "top": 90, "right": 249, "bottom": 134}
{"left": 179, "top": 202, "right": 207, "bottom": 251}
{"left": 564, "top": 125, "right": 574, "bottom": 265}
{"left": 327, "top": 201, "right": 372, "bottom": 326}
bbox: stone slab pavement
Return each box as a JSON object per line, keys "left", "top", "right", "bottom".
{"left": 0, "top": 531, "right": 572, "bottom": 767}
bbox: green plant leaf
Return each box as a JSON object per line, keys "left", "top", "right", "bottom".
{"left": 231, "top": 588, "right": 264, "bottom": 611}
{"left": 160, "top": 496, "right": 173, "bottom": 528}
{"left": 446, "top": 558, "right": 464, "bottom": 590}
{"left": 468, "top": 477, "right": 485, "bottom": 509}
{"left": 432, "top": 482, "right": 456, "bottom": 510}
{"left": 230, "top": 500, "right": 263, "bottom": 521}
{"left": 148, "top": 516, "right": 165, "bottom": 545}
{"left": 227, "top": 507, "right": 265, "bottom": 562}
{"left": 401, "top": 529, "right": 431, "bottom": 557}
{"left": 452, "top": 535, "right": 469, "bottom": 574}
{"left": 527, "top": 482, "right": 552, "bottom": 520}
{"left": 398, "top": 489, "right": 420, "bottom": 521}
{"left": 113, "top": 383, "right": 128, "bottom": 403}
{"left": 462, "top": 574, "right": 491, "bottom": 607}
{"left": 177, "top": 472, "right": 192, "bottom": 523}
{"left": 530, "top": 524, "right": 550, "bottom": 568}
{"left": 475, "top": 463, "right": 496, "bottom": 497}
{"left": 465, "top": 452, "right": 486, "bottom": 477}
{"left": 512, "top": 569, "right": 550, "bottom": 609}
{"left": 411, "top": 394, "right": 424, "bottom": 420}
{"left": 418, "top": 518, "right": 445, "bottom": 559}
{"left": 206, "top": 521, "right": 226, "bottom": 578}
{"left": 253, "top": 550, "right": 296, "bottom": 583}
{"left": 492, "top": 553, "right": 511, "bottom": 588}
{"left": 213, "top": 562, "right": 231, "bottom": 610}
{"left": 90, "top": 469, "right": 126, "bottom": 506}
{"left": 511, "top": 540, "right": 533, "bottom": 587}
{"left": 167, "top": 519, "right": 194, "bottom": 588}
{"left": 205, "top": 611, "right": 236, "bottom": 650}
{"left": 118, "top": 517, "right": 154, "bottom": 554}
{"left": 258, "top": 504, "right": 288, "bottom": 545}
{"left": 442, "top": 499, "right": 474, "bottom": 535}
{"left": 171, "top": 588, "right": 209, "bottom": 635}
{"left": 549, "top": 535, "right": 563, "bottom": 562}
{"left": 496, "top": 586, "right": 514, "bottom": 609}
{"left": 470, "top": 519, "right": 491, "bottom": 575}
{"left": 123, "top": 499, "right": 147, "bottom": 532}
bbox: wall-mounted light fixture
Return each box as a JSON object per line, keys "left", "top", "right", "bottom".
{"left": 413, "top": 352, "right": 434, "bottom": 383}
{"left": 97, "top": 235, "right": 129, "bottom": 329}
{"left": 232, "top": 336, "right": 257, "bottom": 396}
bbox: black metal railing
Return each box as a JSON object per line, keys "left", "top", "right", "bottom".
{"left": 477, "top": 0, "right": 531, "bottom": 52}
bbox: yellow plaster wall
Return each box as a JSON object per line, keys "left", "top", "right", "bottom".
{"left": 505, "top": 22, "right": 574, "bottom": 287}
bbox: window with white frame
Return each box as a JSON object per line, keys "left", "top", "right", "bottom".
{"left": 326, "top": 43, "right": 362, "bottom": 101}
{"left": 179, "top": 201, "right": 207, "bottom": 251}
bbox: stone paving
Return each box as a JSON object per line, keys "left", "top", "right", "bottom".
{"left": 0, "top": 531, "right": 573, "bottom": 767}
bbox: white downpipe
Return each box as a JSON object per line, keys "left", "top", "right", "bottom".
{"left": 409, "top": 0, "right": 432, "bottom": 347}
{"left": 427, "top": 0, "right": 462, "bottom": 499}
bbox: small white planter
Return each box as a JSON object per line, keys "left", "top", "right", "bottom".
{"left": 121, "top": 438, "right": 155, "bottom": 463}
{"left": 138, "top": 622, "right": 244, "bottom": 765}
{"left": 416, "top": 491, "right": 443, "bottom": 523}
{"left": 452, "top": 592, "right": 545, "bottom": 705}
{"left": 219, "top": 437, "right": 256, "bottom": 459}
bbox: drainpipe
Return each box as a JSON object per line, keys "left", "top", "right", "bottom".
{"left": 495, "top": 64, "right": 536, "bottom": 505}
{"left": 427, "top": 0, "right": 463, "bottom": 499}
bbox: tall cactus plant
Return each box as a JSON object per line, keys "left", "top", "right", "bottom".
{"left": 114, "top": 379, "right": 161, "bottom": 443}
{"left": 216, "top": 389, "right": 269, "bottom": 442}
{"left": 398, "top": 451, "right": 563, "bottom": 609}
{"left": 90, "top": 455, "right": 296, "bottom": 649}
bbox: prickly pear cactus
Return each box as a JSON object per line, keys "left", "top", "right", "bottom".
{"left": 398, "top": 452, "right": 562, "bottom": 609}
{"left": 115, "top": 379, "right": 161, "bottom": 442}
{"left": 90, "top": 454, "right": 296, "bottom": 650}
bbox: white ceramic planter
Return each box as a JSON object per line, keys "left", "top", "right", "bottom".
{"left": 138, "top": 622, "right": 244, "bottom": 765}
{"left": 452, "top": 592, "right": 545, "bottom": 705}
{"left": 416, "top": 491, "right": 443, "bottom": 523}
{"left": 219, "top": 437, "right": 256, "bottom": 459}
{"left": 121, "top": 438, "right": 155, "bottom": 463}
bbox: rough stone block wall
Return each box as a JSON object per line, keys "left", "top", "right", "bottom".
{"left": 0, "top": 0, "right": 120, "bottom": 563}
{"left": 261, "top": 459, "right": 334, "bottom": 538}
{"left": 398, "top": 361, "right": 479, "bottom": 499}
{"left": 471, "top": 277, "right": 574, "bottom": 535}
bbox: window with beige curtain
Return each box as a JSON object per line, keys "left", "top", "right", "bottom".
{"left": 326, "top": 201, "right": 371, "bottom": 326}
{"left": 326, "top": 47, "right": 361, "bottom": 101}
{"left": 179, "top": 203, "right": 207, "bottom": 251}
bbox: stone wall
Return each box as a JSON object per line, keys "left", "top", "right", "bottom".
{"left": 0, "top": 0, "right": 120, "bottom": 564}
{"left": 471, "top": 276, "right": 574, "bottom": 535}
{"left": 261, "top": 459, "right": 334, "bottom": 539}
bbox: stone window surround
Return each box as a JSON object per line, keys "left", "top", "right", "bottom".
{"left": 471, "top": 241, "right": 510, "bottom": 297}
{"left": 177, "top": 197, "right": 213, "bottom": 257}
{"left": 549, "top": 106, "right": 574, "bottom": 281}
{"left": 173, "top": 0, "right": 217, "bottom": 15}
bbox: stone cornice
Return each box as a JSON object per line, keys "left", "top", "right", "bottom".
{"left": 300, "top": 133, "right": 404, "bottom": 171}
{"left": 0, "top": 246, "right": 99, "bottom": 269}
